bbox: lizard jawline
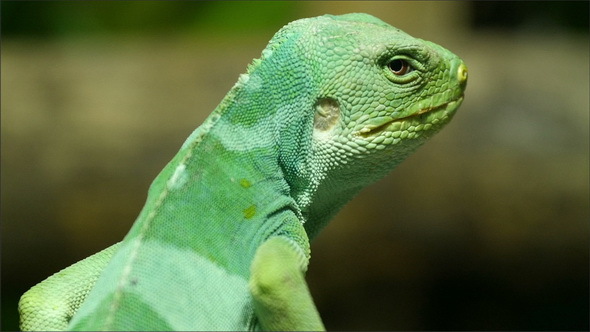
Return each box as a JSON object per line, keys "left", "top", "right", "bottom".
{"left": 357, "top": 96, "right": 463, "bottom": 138}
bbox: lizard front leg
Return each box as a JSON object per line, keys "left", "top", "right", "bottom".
{"left": 19, "top": 243, "right": 120, "bottom": 331}
{"left": 249, "top": 236, "right": 325, "bottom": 331}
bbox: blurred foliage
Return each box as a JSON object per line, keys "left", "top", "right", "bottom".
{"left": 1, "top": 1, "right": 588, "bottom": 38}
{"left": 1, "top": 1, "right": 299, "bottom": 37}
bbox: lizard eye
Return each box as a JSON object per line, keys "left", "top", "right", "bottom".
{"left": 388, "top": 59, "right": 413, "bottom": 75}
{"left": 382, "top": 55, "right": 421, "bottom": 84}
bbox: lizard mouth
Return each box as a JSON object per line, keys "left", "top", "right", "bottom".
{"left": 356, "top": 95, "right": 463, "bottom": 138}
{"left": 395, "top": 96, "right": 463, "bottom": 121}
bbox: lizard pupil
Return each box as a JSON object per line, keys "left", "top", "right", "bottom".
{"left": 388, "top": 59, "right": 412, "bottom": 75}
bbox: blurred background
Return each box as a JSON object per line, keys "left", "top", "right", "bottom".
{"left": 1, "top": 1, "right": 588, "bottom": 330}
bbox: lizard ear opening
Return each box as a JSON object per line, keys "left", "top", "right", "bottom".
{"left": 313, "top": 97, "right": 340, "bottom": 132}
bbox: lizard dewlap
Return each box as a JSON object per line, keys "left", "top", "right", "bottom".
{"left": 19, "top": 13, "right": 466, "bottom": 331}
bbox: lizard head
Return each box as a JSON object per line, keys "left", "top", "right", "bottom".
{"left": 254, "top": 13, "right": 467, "bottom": 232}
{"left": 307, "top": 14, "right": 467, "bottom": 181}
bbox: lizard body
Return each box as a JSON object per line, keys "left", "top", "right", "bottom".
{"left": 19, "top": 13, "right": 467, "bottom": 331}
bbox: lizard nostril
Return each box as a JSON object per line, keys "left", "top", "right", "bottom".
{"left": 458, "top": 63, "right": 468, "bottom": 84}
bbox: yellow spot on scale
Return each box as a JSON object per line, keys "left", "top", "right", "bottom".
{"left": 240, "top": 178, "right": 252, "bottom": 188}
{"left": 243, "top": 205, "right": 256, "bottom": 219}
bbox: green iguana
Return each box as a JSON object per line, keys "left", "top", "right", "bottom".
{"left": 19, "top": 13, "right": 467, "bottom": 331}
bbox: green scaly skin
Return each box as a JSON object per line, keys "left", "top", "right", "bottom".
{"left": 19, "top": 13, "right": 467, "bottom": 331}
